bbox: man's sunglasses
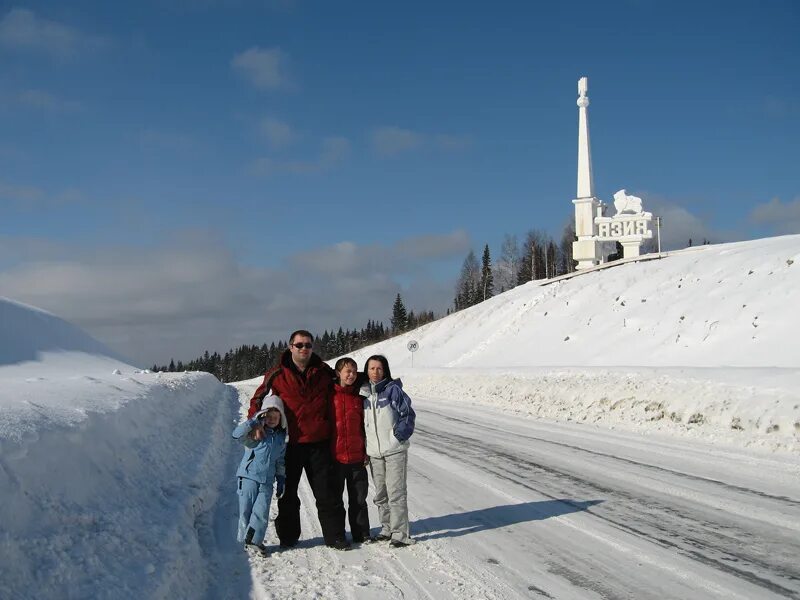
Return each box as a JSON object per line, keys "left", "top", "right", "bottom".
{"left": 292, "top": 343, "right": 313, "bottom": 349}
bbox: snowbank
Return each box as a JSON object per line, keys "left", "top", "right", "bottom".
{"left": 402, "top": 367, "right": 800, "bottom": 454}
{"left": 0, "top": 358, "right": 238, "bottom": 599}
{"left": 0, "top": 297, "right": 125, "bottom": 367}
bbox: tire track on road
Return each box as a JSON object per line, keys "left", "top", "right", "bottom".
{"left": 414, "top": 421, "right": 800, "bottom": 598}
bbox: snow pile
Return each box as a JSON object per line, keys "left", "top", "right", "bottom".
{"left": 0, "top": 302, "right": 239, "bottom": 598}
{"left": 403, "top": 367, "right": 800, "bottom": 453}
{"left": 0, "top": 297, "right": 125, "bottom": 366}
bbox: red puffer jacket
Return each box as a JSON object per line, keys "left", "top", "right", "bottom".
{"left": 248, "top": 350, "right": 334, "bottom": 444}
{"left": 330, "top": 382, "right": 366, "bottom": 465}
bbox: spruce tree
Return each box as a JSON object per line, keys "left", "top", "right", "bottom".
{"left": 391, "top": 293, "right": 409, "bottom": 333}
{"left": 480, "top": 244, "right": 494, "bottom": 301}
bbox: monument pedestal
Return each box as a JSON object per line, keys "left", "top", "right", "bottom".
{"left": 572, "top": 238, "right": 603, "bottom": 269}
{"left": 572, "top": 195, "right": 601, "bottom": 269}
{"left": 620, "top": 240, "right": 642, "bottom": 259}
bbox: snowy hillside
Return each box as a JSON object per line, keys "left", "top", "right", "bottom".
{"left": 340, "top": 235, "right": 800, "bottom": 453}
{"left": 348, "top": 235, "right": 800, "bottom": 369}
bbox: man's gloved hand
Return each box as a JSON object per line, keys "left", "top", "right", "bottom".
{"left": 276, "top": 475, "right": 286, "bottom": 499}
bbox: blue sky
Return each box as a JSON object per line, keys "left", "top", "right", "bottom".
{"left": 1, "top": 0, "right": 798, "bottom": 365}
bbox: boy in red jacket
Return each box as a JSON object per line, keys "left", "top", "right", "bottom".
{"left": 331, "top": 357, "right": 371, "bottom": 543}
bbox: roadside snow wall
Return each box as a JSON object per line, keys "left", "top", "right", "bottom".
{"left": 0, "top": 371, "right": 239, "bottom": 599}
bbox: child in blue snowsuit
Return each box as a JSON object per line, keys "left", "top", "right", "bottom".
{"left": 232, "top": 395, "right": 288, "bottom": 556}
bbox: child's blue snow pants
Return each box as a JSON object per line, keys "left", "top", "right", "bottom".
{"left": 237, "top": 476, "right": 274, "bottom": 545}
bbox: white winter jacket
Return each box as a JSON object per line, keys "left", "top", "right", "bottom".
{"left": 361, "top": 378, "right": 415, "bottom": 458}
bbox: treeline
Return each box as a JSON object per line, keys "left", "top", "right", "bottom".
{"left": 454, "top": 223, "right": 577, "bottom": 310}
{"left": 152, "top": 294, "right": 436, "bottom": 383}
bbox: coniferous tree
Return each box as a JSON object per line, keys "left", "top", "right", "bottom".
{"left": 454, "top": 249, "right": 480, "bottom": 310}
{"left": 391, "top": 293, "right": 409, "bottom": 333}
{"left": 480, "top": 244, "right": 494, "bottom": 301}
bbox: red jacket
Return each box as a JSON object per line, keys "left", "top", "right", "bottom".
{"left": 331, "top": 382, "right": 366, "bottom": 465}
{"left": 248, "top": 351, "right": 334, "bottom": 444}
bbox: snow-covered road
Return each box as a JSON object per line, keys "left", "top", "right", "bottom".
{"left": 233, "top": 385, "right": 800, "bottom": 600}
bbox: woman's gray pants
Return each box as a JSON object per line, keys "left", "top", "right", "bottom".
{"left": 369, "top": 450, "right": 410, "bottom": 542}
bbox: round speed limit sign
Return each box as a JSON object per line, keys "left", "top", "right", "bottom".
{"left": 407, "top": 340, "right": 419, "bottom": 352}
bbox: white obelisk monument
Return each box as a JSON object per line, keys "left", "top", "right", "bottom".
{"left": 572, "top": 77, "right": 603, "bottom": 269}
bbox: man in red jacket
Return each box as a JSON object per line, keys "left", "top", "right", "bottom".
{"left": 248, "top": 330, "right": 349, "bottom": 550}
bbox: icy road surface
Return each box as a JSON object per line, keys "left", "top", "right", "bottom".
{"left": 223, "top": 384, "right": 800, "bottom": 600}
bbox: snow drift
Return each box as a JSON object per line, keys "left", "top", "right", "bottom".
{"left": 0, "top": 300, "right": 240, "bottom": 598}
{"left": 0, "top": 297, "right": 124, "bottom": 366}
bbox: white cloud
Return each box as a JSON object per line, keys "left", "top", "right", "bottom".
{"left": 0, "top": 8, "right": 106, "bottom": 58}
{"left": 13, "top": 88, "right": 82, "bottom": 112}
{"left": 749, "top": 197, "right": 800, "bottom": 235}
{"left": 370, "top": 126, "right": 472, "bottom": 157}
{"left": 259, "top": 117, "right": 299, "bottom": 149}
{"left": 0, "top": 179, "right": 90, "bottom": 210}
{"left": 371, "top": 126, "right": 423, "bottom": 156}
{"left": 231, "top": 46, "right": 292, "bottom": 90}
{"left": 0, "top": 180, "right": 44, "bottom": 206}
{"left": 290, "top": 230, "right": 470, "bottom": 276}
{"left": 0, "top": 229, "right": 466, "bottom": 366}
{"left": 633, "top": 193, "right": 737, "bottom": 250}
{"left": 249, "top": 136, "right": 351, "bottom": 176}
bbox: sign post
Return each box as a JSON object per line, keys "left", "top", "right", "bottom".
{"left": 407, "top": 340, "right": 419, "bottom": 368}
{"left": 656, "top": 216, "right": 663, "bottom": 254}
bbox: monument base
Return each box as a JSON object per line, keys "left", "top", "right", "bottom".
{"left": 621, "top": 239, "right": 643, "bottom": 259}
{"left": 573, "top": 238, "right": 603, "bottom": 270}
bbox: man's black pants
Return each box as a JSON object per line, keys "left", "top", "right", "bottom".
{"left": 334, "top": 461, "right": 371, "bottom": 542}
{"left": 275, "top": 440, "right": 345, "bottom": 546}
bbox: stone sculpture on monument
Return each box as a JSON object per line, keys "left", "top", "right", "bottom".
{"left": 612, "top": 189, "right": 643, "bottom": 215}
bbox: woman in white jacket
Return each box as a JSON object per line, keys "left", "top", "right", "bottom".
{"left": 360, "top": 354, "right": 416, "bottom": 547}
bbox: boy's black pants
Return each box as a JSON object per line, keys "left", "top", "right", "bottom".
{"left": 275, "top": 440, "right": 345, "bottom": 546}
{"left": 334, "top": 461, "right": 371, "bottom": 542}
